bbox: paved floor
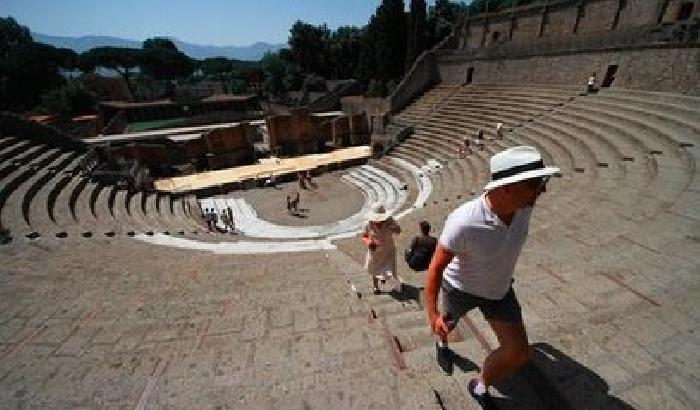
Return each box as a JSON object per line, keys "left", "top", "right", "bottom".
{"left": 1, "top": 181, "right": 698, "bottom": 409}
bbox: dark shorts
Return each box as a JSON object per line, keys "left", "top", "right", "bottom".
{"left": 442, "top": 280, "right": 523, "bottom": 330}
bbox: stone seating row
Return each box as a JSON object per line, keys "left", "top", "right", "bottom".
{"left": 411, "top": 91, "right": 690, "bottom": 194}
{"left": 0, "top": 147, "right": 65, "bottom": 227}
{"left": 0, "top": 134, "right": 232, "bottom": 242}
{"left": 393, "top": 85, "right": 460, "bottom": 122}
{"left": 2, "top": 150, "right": 80, "bottom": 235}
{"left": 392, "top": 84, "right": 696, "bottom": 232}
{"left": 1, "top": 155, "right": 205, "bottom": 241}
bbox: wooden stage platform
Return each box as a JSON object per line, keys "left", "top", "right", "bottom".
{"left": 154, "top": 145, "right": 371, "bottom": 193}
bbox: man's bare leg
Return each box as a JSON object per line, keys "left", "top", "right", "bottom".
{"left": 479, "top": 319, "right": 531, "bottom": 386}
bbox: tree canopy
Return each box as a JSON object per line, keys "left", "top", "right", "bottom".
{"left": 0, "top": 17, "right": 78, "bottom": 112}
{"left": 139, "top": 37, "right": 194, "bottom": 81}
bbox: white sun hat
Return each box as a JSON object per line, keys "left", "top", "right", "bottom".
{"left": 483, "top": 146, "right": 560, "bottom": 191}
{"left": 367, "top": 203, "right": 391, "bottom": 222}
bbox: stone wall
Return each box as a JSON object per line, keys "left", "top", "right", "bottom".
{"left": 437, "top": 46, "right": 700, "bottom": 95}
{"left": 340, "top": 96, "right": 389, "bottom": 115}
{"left": 577, "top": 0, "right": 619, "bottom": 32}
{"left": 663, "top": 0, "right": 700, "bottom": 22}
{"left": 486, "top": 20, "right": 513, "bottom": 46}
{"left": 619, "top": 0, "right": 664, "bottom": 28}
{"left": 511, "top": 14, "right": 542, "bottom": 43}
{"left": 544, "top": 5, "right": 577, "bottom": 36}
{"left": 330, "top": 116, "right": 350, "bottom": 148}
{"left": 456, "top": 0, "right": 671, "bottom": 50}
{"left": 388, "top": 51, "right": 439, "bottom": 113}
{"left": 201, "top": 125, "right": 256, "bottom": 169}
{"left": 203, "top": 125, "right": 253, "bottom": 154}
{"left": 348, "top": 113, "right": 370, "bottom": 146}
{"left": 265, "top": 109, "right": 324, "bottom": 155}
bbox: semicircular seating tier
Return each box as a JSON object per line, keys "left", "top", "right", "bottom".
{"left": 0, "top": 117, "right": 210, "bottom": 242}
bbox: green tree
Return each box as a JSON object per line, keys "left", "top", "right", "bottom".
{"left": 0, "top": 17, "right": 74, "bottom": 112}
{"left": 329, "top": 26, "right": 363, "bottom": 79}
{"left": 283, "top": 63, "right": 303, "bottom": 91}
{"left": 374, "top": 0, "right": 407, "bottom": 82}
{"left": 358, "top": 16, "right": 379, "bottom": 82}
{"left": 429, "top": 0, "right": 456, "bottom": 44}
{"left": 140, "top": 37, "right": 194, "bottom": 81}
{"left": 406, "top": 0, "right": 427, "bottom": 69}
{"left": 79, "top": 46, "right": 141, "bottom": 98}
{"left": 0, "top": 16, "right": 32, "bottom": 59}
{"left": 260, "top": 51, "right": 287, "bottom": 98}
{"left": 288, "top": 21, "right": 331, "bottom": 76}
{"left": 200, "top": 57, "right": 233, "bottom": 78}
{"left": 40, "top": 81, "right": 96, "bottom": 117}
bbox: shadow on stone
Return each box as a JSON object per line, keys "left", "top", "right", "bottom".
{"left": 451, "top": 350, "right": 479, "bottom": 373}
{"left": 491, "top": 343, "right": 637, "bottom": 410}
{"left": 389, "top": 283, "right": 422, "bottom": 305}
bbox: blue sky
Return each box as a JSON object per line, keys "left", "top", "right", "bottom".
{"left": 2, "top": 0, "right": 439, "bottom": 46}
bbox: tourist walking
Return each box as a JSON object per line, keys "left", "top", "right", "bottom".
{"left": 210, "top": 209, "right": 219, "bottom": 231}
{"left": 495, "top": 122, "right": 504, "bottom": 139}
{"left": 220, "top": 211, "right": 230, "bottom": 233}
{"left": 587, "top": 72, "right": 597, "bottom": 93}
{"left": 203, "top": 208, "right": 213, "bottom": 231}
{"left": 226, "top": 207, "right": 235, "bottom": 234}
{"left": 405, "top": 221, "right": 437, "bottom": 272}
{"left": 291, "top": 192, "right": 300, "bottom": 212}
{"left": 424, "top": 146, "right": 559, "bottom": 409}
{"left": 362, "top": 203, "right": 403, "bottom": 295}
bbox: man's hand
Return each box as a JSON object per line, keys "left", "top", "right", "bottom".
{"left": 431, "top": 314, "right": 450, "bottom": 339}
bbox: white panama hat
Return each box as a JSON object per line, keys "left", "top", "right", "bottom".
{"left": 367, "top": 203, "right": 391, "bottom": 222}
{"left": 483, "top": 146, "right": 560, "bottom": 191}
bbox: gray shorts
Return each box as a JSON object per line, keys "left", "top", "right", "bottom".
{"left": 442, "top": 280, "right": 523, "bottom": 330}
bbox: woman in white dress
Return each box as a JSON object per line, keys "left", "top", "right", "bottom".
{"left": 362, "top": 203, "right": 402, "bottom": 294}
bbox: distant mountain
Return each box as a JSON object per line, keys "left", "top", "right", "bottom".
{"left": 31, "top": 32, "right": 285, "bottom": 61}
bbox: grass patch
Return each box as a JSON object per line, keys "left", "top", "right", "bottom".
{"left": 127, "top": 117, "right": 189, "bottom": 132}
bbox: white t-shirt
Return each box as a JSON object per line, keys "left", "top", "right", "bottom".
{"left": 439, "top": 195, "right": 532, "bottom": 300}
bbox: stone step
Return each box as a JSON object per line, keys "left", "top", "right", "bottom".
{"left": 26, "top": 154, "right": 85, "bottom": 236}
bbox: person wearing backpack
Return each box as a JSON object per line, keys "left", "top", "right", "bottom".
{"left": 405, "top": 221, "right": 437, "bottom": 271}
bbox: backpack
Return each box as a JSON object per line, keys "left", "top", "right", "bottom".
{"left": 405, "top": 238, "right": 436, "bottom": 271}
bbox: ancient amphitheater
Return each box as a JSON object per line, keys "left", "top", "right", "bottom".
{"left": 1, "top": 1, "right": 699, "bottom": 409}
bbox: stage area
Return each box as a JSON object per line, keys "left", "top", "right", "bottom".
{"left": 231, "top": 171, "right": 366, "bottom": 226}
{"left": 155, "top": 146, "right": 372, "bottom": 193}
